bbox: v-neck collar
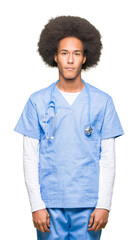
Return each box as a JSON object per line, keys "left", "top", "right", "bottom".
{"left": 54, "top": 84, "right": 87, "bottom": 109}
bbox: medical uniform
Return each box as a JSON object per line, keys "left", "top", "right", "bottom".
{"left": 14, "top": 79, "right": 124, "bottom": 239}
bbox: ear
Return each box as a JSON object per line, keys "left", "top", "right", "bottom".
{"left": 54, "top": 53, "right": 57, "bottom": 63}
{"left": 83, "top": 55, "right": 86, "bottom": 64}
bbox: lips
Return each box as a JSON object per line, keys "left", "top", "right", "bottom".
{"left": 65, "top": 67, "right": 75, "bottom": 70}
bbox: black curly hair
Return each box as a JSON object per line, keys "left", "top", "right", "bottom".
{"left": 37, "top": 16, "right": 102, "bottom": 70}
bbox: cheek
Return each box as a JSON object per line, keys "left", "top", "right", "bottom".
{"left": 75, "top": 56, "right": 84, "bottom": 64}
{"left": 57, "top": 57, "right": 66, "bottom": 68}
{"left": 57, "top": 60, "right": 62, "bottom": 69}
{"left": 76, "top": 59, "right": 84, "bottom": 69}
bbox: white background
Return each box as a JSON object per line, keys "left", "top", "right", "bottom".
{"left": 0, "top": 0, "right": 137, "bottom": 239}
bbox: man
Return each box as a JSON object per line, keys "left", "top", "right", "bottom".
{"left": 14, "top": 16, "right": 124, "bottom": 240}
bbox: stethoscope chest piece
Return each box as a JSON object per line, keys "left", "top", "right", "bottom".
{"left": 85, "top": 125, "right": 93, "bottom": 136}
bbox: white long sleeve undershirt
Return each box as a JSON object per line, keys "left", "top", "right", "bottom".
{"left": 23, "top": 89, "right": 116, "bottom": 212}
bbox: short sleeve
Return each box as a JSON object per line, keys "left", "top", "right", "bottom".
{"left": 14, "top": 97, "right": 42, "bottom": 140}
{"left": 101, "top": 96, "right": 124, "bottom": 140}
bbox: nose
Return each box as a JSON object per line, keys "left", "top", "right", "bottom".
{"left": 67, "top": 53, "right": 74, "bottom": 63}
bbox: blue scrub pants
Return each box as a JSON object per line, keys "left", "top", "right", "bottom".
{"left": 37, "top": 208, "right": 102, "bottom": 240}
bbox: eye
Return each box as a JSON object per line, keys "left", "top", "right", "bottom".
{"left": 61, "top": 52, "right": 67, "bottom": 55}
{"left": 74, "top": 53, "right": 81, "bottom": 56}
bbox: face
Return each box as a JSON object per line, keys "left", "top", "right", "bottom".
{"left": 54, "top": 37, "right": 86, "bottom": 81}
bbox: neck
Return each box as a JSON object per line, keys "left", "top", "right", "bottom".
{"left": 56, "top": 75, "right": 85, "bottom": 93}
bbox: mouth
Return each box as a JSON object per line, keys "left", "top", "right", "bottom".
{"left": 65, "top": 67, "right": 75, "bottom": 71}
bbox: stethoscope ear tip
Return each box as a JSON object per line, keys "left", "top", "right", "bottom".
{"left": 46, "top": 136, "right": 54, "bottom": 140}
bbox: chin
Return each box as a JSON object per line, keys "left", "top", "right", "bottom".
{"left": 64, "top": 76, "right": 76, "bottom": 81}
{"left": 65, "top": 72, "right": 78, "bottom": 79}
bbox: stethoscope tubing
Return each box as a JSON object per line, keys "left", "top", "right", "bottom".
{"left": 45, "top": 79, "right": 92, "bottom": 139}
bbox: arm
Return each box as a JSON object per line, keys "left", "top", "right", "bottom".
{"left": 96, "top": 137, "right": 115, "bottom": 211}
{"left": 23, "top": 135, "right": 45, "bottom": 212}
{"left": 88, "top": 137, "right": 115, "bottom": 231}
{"left": 23, "top": 136, "right": 50, "bottom": 232}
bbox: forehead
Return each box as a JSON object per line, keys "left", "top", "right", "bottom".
{"left": 58, "top": 37, "right": 83, "bottom": 51}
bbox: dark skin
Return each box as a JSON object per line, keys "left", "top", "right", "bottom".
{"left": 32, "top": 36, "right": 109, "bottom": 233}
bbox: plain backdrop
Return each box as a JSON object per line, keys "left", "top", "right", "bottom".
{"left": 0, "top": 0, "right": 137, "bottom": 239}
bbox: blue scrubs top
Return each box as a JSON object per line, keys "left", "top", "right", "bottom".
{"left": 14, "top": 81, "right": 124, "bottom": 208}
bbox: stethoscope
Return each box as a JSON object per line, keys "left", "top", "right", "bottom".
{"left": 45, "top": 79, "right": 93, "bottom": 140}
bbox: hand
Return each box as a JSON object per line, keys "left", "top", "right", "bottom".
{"left": 32, "top": 208, "right": 50, "bottom": 233}
{"left": 88, "top": 208, "right": 109, "bottom": 232}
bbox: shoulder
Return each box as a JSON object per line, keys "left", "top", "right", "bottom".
{"left": 86, "top": 82, "right": 112, "bottom": 103}
{"left": 28, "top": 83, "right": 54, "bottom": 103}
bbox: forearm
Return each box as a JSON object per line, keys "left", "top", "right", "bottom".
{"left": 96, "top": 138, "right": 115, "bottom": 211}
{"left": 23, "top": 136, "right": 46, "bottom": 212}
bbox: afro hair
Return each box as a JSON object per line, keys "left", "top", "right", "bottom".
{"left": 37, "top": 15, "right": 103, "bottom": 70}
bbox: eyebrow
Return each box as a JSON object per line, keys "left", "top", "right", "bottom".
{"left": 59, "top": 49, "right": 82, "bottom": 52}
